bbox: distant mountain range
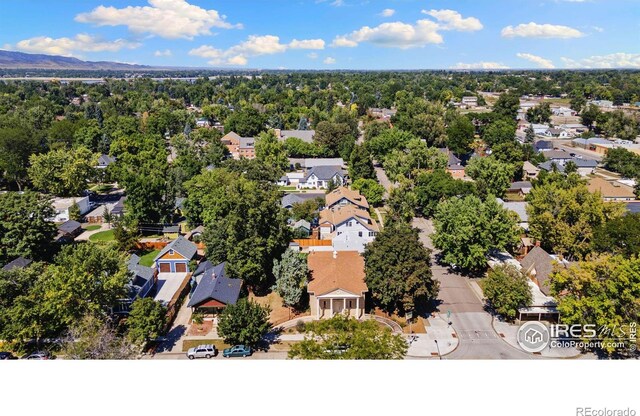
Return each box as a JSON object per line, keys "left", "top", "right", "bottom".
{"left": 0, "top": 50, "right": 154, "bottom": 70}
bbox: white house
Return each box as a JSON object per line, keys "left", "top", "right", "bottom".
{"left": 461, "top": 96, "right": 478, "bottom": 108}
{"left": 297, "top": 166, "right": 346, "bottom": 189}
{"left": 50, "top": 197, "right": 90, "bottom": 222}
{"left": 552, "top": 107, "right": 576, "bottom": 117}
{"left": 319, "top": 205, "right": 379, "bottom": 252}
{"left": 544, "top": 128, "right": 570, "bottom": 138}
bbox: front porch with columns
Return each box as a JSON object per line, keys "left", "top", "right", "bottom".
{"left": 314, "top": 289, "right": 365, "bottom": 320}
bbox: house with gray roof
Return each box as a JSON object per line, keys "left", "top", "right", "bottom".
{"left": 496, "top": 198, "right": 529, "bottom": 231}
{"left": 113, "top": 254, "right": 156, "bottom": 314}
{"left": 154, "top": 236, "right": 198, "bottom": 273}
{"left": 298, "top": 166, "right": 346, "bottom": 189}
{"left": 56, "top": 220, "right": 83, "bottom": 242}
{"left": 96, "top": 154, "right": 116, "bottom": 169}
{"left": 187, "top": 262, "right": 242, "bottom": 311}
{"left": 281, "top": 192, "right": 325, "bottom": 209}
{"left": 520, "top": 246, "right": 569, "bottom": 296}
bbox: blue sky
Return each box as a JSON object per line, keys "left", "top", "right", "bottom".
{"left": 1, "top": 0, "right": 639, "bottom": 69}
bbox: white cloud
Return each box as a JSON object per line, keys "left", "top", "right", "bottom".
{"left": 332, "top": 10, "right": 481, "bottom": 49}
{"left": 561, "top": 53, "right": 640, "bottom": 69}
{"left": 421, "top": 9, "right": 483, "bottom": 31}
{"left": 332, "top": 20, "right": 443, "bottom": 49}
{"left": 288, "top": 39, "right": 325, "bottom": 50}
{"left": 154, "top": 49, "right": 172, "bottom": 57}
{"left": 380, "top": 9, "right": 395, "bottom": 17}
{"left": 501, "top": 22, "right": 583, "bottom": 39}
{"left": 516, "top": 52, "right": 555, "bottom": 68}
{"left": 324, "top": 57, "right": 336, "bottom": 64}
{"left": 451, "top": 62, "right": 510, "bottom": 70}
{"left": 190, "top": 35, "right": 325, "bottom": 66}
{"left": 12, "top": 33, "right": 141, "bottom": 57}
{"left": 75, "top": 0, "right": 241, "bottom": 40}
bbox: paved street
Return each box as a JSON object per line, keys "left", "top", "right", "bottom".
{"left": 411, "top": 217, "right": 537, "bottom": 359}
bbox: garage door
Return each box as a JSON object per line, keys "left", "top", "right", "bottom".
{"left": 159, "top": 262, "right": 171, "bottom": 273}
{"left": 175, "top": 263, "right": 187, "bottom": 273}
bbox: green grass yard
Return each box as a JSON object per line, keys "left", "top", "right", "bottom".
{"left": 83, "top": 225, "right": 102, "bottom": 231}
{"left": 138, "top": 249, "right": 160, "bottom": 267}
{"left": 88, "top": 230, "right": 115, "bottom": 242}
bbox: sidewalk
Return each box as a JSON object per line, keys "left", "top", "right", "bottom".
{"left": 406, "top": 314, "right": 458, "bottom": 358}
{"left": 492, "top": 319, "right": 582, "bottom": 358}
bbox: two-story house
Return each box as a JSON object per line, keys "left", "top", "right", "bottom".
{"left": 319, "top": 205, "right": 379, "bottom": 252}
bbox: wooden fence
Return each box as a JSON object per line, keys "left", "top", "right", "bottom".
{"left": 293, "top": 238, "right": 332, "bottom": 247}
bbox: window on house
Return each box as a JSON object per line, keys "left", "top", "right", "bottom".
{"left": 369, "top": 232, "right": 376, "bottom": 237}
{"left": 348, "top": 300, "right": 353, "bottom": 308}
{"left": 358, "top": 231, "right": 363, "bottom": 237}
{"left": 346, "top": 221, "right": 352, "bottom": 227}
{"left": 169, "top": 249, "right": 174, "bottom": 255}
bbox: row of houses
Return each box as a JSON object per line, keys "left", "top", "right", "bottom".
{"left": 220, "top": 129, "right": 317, "bottom": 161}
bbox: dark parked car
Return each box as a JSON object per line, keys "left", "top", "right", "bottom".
{"left": 0, "top": 352, "right": 17, "bottom": 360}
{"left": 222, "top": 345, "right": 252, "bottom": 358}
{"left": 24, "top": 351, "right": 52, "bottom": 360}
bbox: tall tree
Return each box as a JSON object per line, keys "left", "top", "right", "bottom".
{"left": 272, "top": 249, "right": 309, "bottom": 309}
{"left": 255, "top": 130, "right": 289, "bottom": 174}
{"left": 217, "top": 299, "right": 272, "bottom": 347}
{"left": 492, "top": 92, "right": 520, "bottom": 120}
{"left": 126, "top": 298, "right": 167, "bottom": 347}
{"left": 28, "top": 146, "right": 97, "bottom": 196}
{"left": 433, "top": 195, "right": 521, "bottom": 273}
{"left": 0, "top": 191, "right": 57, "bottom": 264}
{"left": 0, "top": 128, "right": 41, "bottom": 190}
{"left": 60, "top": 314, "right": 137, "bottom": 359}
{"left": 526, "top": 176, "right": 625, "bottom": 259}
{"left": 526, "top": 102, "right": 552, "bottom": 124}
{"left": 413, "top": 169, "right": 476, "bottom": 218}
{"left": 446, "top": 115, "right": 475, "bottom": 156}
{"left": 351, "top": 178, "right": 385, "bottom": 207}
{"left": 348, "top": 144, "right": 375, "bottom": 181}
{"left": 550, "top": 255, "right": 640, "bottom": 356}
{"left": 483, "top": 265, "right": 532, "bottom": 321}
{"left": 465, "top": 156, "right": 514, "bottom": 198}
{"left": 363, "top": 222, "right": 439, "bottom": 314}
{"left": 593, "top": 213, "right": 640, "bottom": 258}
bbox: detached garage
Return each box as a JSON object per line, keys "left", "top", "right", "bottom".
{"left": 154, "top": 236, "right": 198, "bottom": 274}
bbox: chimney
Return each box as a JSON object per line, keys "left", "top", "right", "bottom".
{"left": 333, "top": 250, "right": 337, "bottom": 259}
{"left": 274, "top": 128, "right": 281, "bottom": 138}
{"left": 535, "top": 241, "right": 541, "bottom": 247}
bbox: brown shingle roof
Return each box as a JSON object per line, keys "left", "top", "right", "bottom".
{"left": 319, "top": 205, "right": 379, "bottom": 232}
{"left": 325, "top": 187, "right": 369, "bottom": 210}
{"left": 587, "top": 177, "right": 636, "bottom": 199}
{"left": 307, "top": 251, "right": 368, "bottom": 296}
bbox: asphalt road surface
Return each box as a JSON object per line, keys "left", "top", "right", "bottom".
{"left": 412, "top": 218, "right": 537, "bottom": 360}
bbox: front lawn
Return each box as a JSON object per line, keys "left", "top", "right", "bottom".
{"left": 138, "top": 249, "right": 160, "bottom": 267}
{"left": 89, "top": 230, "right": 115, "bottom": 242}
{"left": 83, "top": 225, "right": 102, "bottom": 232}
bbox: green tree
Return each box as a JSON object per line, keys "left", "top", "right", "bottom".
{"left": 255, "top": 131, "right": 289, "bottom": 174}
{"left": 224, "top": 107, "right": 267, "bottom": 137}
{"left": 413, "top": 169, "right": 476, "bottom": 218}
{"left": 40, "top": 244, "right": 129, "bottom": 332}
{"left": 288, "top": 315, "right": 407, "bottom": 360}
{"left": 492, "top": 92, "right": 520, "bottom": 119}
{"left": 68, "top": 201, "right": 82, "bottom": 221}
{"left": 348, "top": 144, "right": 375, "bottom": 181}
{"left": 202, "top": 174, "right": 292, "bottom": 290}
{"left": 550, "top": 255, "right": 640, "bottom": 355}
{"left": 60, "top": 314, "right": 137, "bottom": 359}
{"left": 126, "top": 298, "right": 167, "bottom": 346}
{"left": 526, "top": 102, "right": 552, "bottom": 124}
{"left": 483, "top": 265, "right": 532, "bottom": 321}
{"left": 482, "top": 119, "right": 517, "bottom": 147}
{"left": 351, "top": 178, "right": 385, "bottom": 206}
{"left": 526, "top": 176, "right": 625, "bottom": 259}
{"left": 446, "top": 115, "right": 475, "bottom": 155}
{"left": 28, "top": 146, "right": 98, "bottom": 196}
{"left": 0, "top": 128, "right": 41, "bottom": 190}
{"left": 465, "top": 156, "right": 514, "bottom": 198}
{"left": 525, "top": 125, "right": 536, "bottom": 143}
{"left": 363, "top": 222, "right": 438, "bottom": 314}
{"left": 217, "top": 299, "right": 272, "bottom": 347}
{"left": 314, "top": 121, "right": 356, "bottom": 159}
{"left": 113, "top": 218, "right": 141, "bottom": 253}
{"left": 581, "top": 104, "right": 601, "bottom": 130}
{"left": 0, "top": 191, "right": 57, "bottom": 263}
{"left": 272, "top": 249, "right": 309, "bottom": 309}
{"left": 291, "top": 198, "right": 323, "bottom": 222}
{"left": 433, "top": 195, "right": 521, "bottom": 273}
{"left": 593, "top": 213, "right": 640, "bottom": 258}
{"left": 387, "top": 180, "right": 417, "bottom": 223}
{"left": 602, "top": 147, "right": 640, "bottom": 179}
{"left": 364, "top": 128, "right": 415, "bottom": 161}
{"left": 383, "top": 139, "right": 447, "bottom": 181}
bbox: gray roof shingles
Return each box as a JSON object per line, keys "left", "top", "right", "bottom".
{"left": 188, "top": 262, "right": 242, "bottom": 308}
{"left": 154, "top": 236, "right": 198, "bottom": 261}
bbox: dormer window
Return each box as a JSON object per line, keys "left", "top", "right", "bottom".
{"left": 169, "top": 249, "right": 174, "bottom": 255}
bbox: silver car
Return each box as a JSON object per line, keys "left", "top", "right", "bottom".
{"left": 186, "top": 344, "right": 217, "bottom": 359}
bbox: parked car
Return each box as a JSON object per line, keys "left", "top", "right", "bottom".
{"left": 222, "top": 345, "right": 252, "bottom": 358}
{"left": 0, "top": 352, "right": 17, "bottom": 360}
{"left": 186, "top": 344, "right": 217, "bottom": 360}
{"left": 24, "top": 351, "right": 52, "bottom": 360}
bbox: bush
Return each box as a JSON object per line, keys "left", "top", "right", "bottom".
{"left": 483, "top": 265, "right": 532, "bottom": 321}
